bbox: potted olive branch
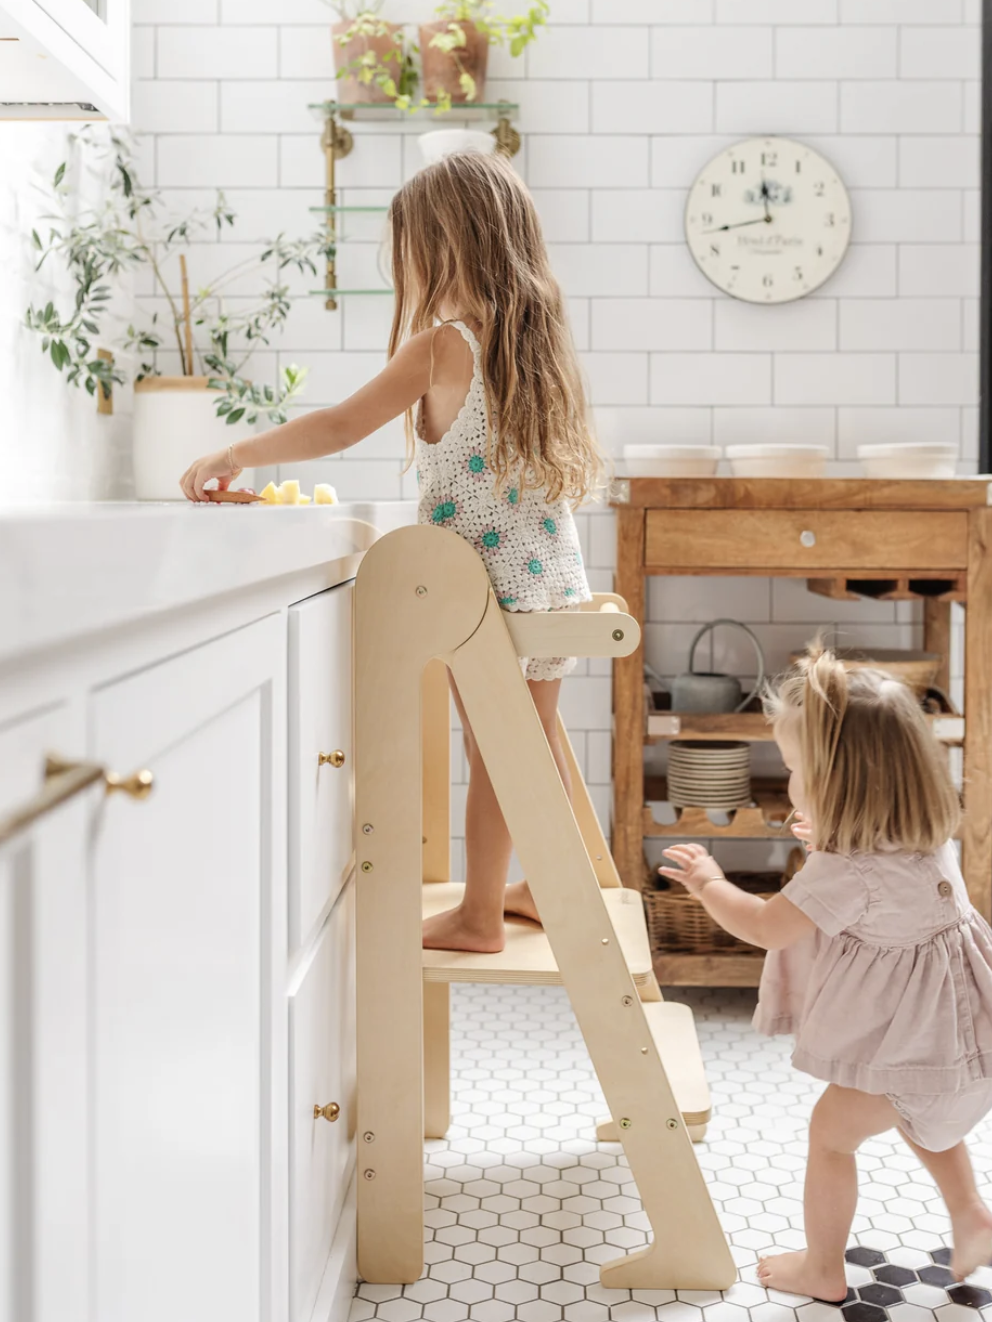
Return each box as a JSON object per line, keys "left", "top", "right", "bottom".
{"left": 24, "top": 127, "right": 333, "bottom": 498}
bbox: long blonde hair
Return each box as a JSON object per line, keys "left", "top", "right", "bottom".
{"left": 765, "top": 644, "right": 960, "bottom": 854}
{"left": 387, "top": 151, "right": 604, "bottom": 503}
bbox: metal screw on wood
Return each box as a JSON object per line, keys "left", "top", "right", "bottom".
{"left": 666, "top": 1118, "right": 679, "bottom": 1130}
{"left": 612, "top": 629, "right": 624, "bottom": 641}
{"left": 363, "top": 1132, "right": 375, "bottom": 1144}
{"left": 619, "top": 1117, "right": 632, "bottom": 1130}
{"left": 641, "top": 1046, "right": 649, "bottom": 1054}
{"left": 416, "top": 585, "right": 428, "bottom": 596}
{"left": 361, "top": 861, "right": 373, "bottom": 873}
{"left": 601, "top": 937, "right": 610, "bottom": 945}
{"left": 362, "top": 824, "right": 374, "bottom": 835}
{"left": 621, "top": 995, "right": 633, "bottom": 1007}
{"left": 364, "top": 1169, "right": 376, "bottom": 1180}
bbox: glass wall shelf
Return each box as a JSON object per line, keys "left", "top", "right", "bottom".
{"left": 309, "top": 100, "right": 519, "bottom": 123}
{"left": 308, "top": 206, "right": 390, "bottom": 213}
{"left": 309, "top": 289, "right": 394, "bottom": 297}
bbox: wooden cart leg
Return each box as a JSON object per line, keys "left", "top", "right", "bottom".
{"left": 424, "top": 982, "right": 451, "bottom": 1140}
{"left": 924, "top": 599, "right": 952, "bottom": 696}
{"left": 613, "top": 507, "right": 647, "bottom": 890}
{"left": 963, "top": 510, "right": 992, "bottom": 920}
{"left": 450, "top": 599, "right": 735, "bottom": 1291}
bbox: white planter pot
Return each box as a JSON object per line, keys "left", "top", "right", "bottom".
{"left": 133, "top": 377, "right": 255, "bottom": 501}
{"left": 417, "top": 129, "right": 497, "bottom": 166}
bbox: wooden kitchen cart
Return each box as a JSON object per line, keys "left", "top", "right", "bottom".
{"left": 611, "top": 477, "right": 992, "bottom": 988}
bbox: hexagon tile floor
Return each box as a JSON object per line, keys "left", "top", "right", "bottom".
{"left": 349, "top": 985, "right": 992, "bottom": 1322}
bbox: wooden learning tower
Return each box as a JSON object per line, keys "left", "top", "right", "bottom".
{"left": 354, "top": 525, "right": 735, "bottom": 1291}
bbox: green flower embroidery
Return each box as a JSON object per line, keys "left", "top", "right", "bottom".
{"left": 564, "top": 587, "right": 577, "bottom": 598}
{"left": 528, "top": 559, "right": 543, "bottom": 576}
{"left": 432, "top": 500, "right": 456, "bottom": 524}
{"left": 468, "top": 453, "right": 486, "bottom": 474}
{"left": 508, "top": 487, "right": 519, "bottom": 506}
{"left": 543, "top": 518, "right": 557, "bottom": 536}
{"left": 499, "top": 595, "right": 517, "bottom": 607}
{"left": 574, "top": 551, "right": 583, "bottom": 565}
{"left": 481, "top": 530, "right": 500, "bottom": 549}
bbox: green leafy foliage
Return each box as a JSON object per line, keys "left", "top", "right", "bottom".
{"left": 24, "top": 127, "right": 330, "bottom": 427}
{"left": 427, "top": 0, "right": 549, "bottom": 102}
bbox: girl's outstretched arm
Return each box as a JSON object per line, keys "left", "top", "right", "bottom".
{"left": 179, "top": 327, "right": 440, "bottom": 501}
{"left": 658, "top": 843, "right": 815, "bottom": 951}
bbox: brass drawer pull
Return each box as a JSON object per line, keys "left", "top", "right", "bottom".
{"left": 314, "top": 1102, "right": 341, "bottom": 1123}
{"left": 0, "top": 754, "right": 154, "bottom": 847}
{"left": 319, "top": 750, "right": 346, "bottom": 768}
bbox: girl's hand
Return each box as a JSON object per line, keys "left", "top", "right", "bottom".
{"left": 790, "top": 810, "right": 817, "bottom": 851}
{"left": 658, "top": 844, "right": 726, "bottom": 897}
{"left": 179, "top": 447, "right": 242, "bottom": 503}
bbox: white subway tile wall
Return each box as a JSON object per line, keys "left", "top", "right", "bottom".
{"left": 131, "top": 0, "right": 974, "bottom": 879}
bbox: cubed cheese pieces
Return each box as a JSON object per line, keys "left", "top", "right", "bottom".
{"left": 314, "top": 483, "right": 338, "bottom": 505}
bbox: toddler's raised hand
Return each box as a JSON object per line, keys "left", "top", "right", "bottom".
{"left": 658, "top": 843, "right": 726, "bottom": 896}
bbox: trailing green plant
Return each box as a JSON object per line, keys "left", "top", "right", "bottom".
{"left": 428, "top": 0, "right": 549, "bottom": 101}
{"left": 333, "top": 11, "right": 423, "bottom": 110}
{"left": 24, "top": 127, "right": 333, "bottom": 425}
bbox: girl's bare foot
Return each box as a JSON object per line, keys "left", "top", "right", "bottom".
{"left": 422, "top": 904, "right": 505, "bottom": 953}
{"left": 950, "top": 1202, "right": 992, "bottom": 1280}
{"left": 756, "top": 1250, "right": 847, "bottom": 1302}
{"left": 503, "top": 880, "right": 541, "bottom": 925}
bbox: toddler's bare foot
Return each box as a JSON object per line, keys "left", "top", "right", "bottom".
{"left": 422, "top": 905, "right": 505, "bottom": 953}
{"left": 504, "top": 880, "right": 541, "bottom": 925}
{"left": 950, "top": 1202, "right": 992, "bottom": 1280}
{"left": 757, "top": 1250, "right": 847, "bottom": 1302}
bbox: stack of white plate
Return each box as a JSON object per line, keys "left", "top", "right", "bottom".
{"left": 668, "top": 741, "right": 751, "bottom": 810}
{"left": 726, "top": 444, "right": 828, "bottom": 478}
{"left": 857, "top": 442, "right": 958, "bottom": 480}
{"left": 623, "top": 444, "right": 721, "bottom": 477}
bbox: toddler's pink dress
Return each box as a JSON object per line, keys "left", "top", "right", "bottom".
{"left": 755, "top": 842, "right": 992, "bottom": 1151}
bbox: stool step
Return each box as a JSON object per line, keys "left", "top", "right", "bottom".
{"left": 595, "top": 1001, "right": 711, "bottom": 1138}
{"left": 422, "top": 882, "right": 654, "bottom": 990}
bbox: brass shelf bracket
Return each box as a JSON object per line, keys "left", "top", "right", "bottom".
{"left": 492, "top": 112, "right": 521, "bottom": 158}
{"left": 321, "top": 115, "right": 356, "bottom": 311}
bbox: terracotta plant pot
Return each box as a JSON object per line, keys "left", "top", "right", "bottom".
{"left": 133, "top": 377, "right": 254, "bottom": 501}
{"left": 419, "top": 19, "right": 489, "bottom": 105}
{"left": 332, "top": 19, "right": 404, "bottom": 105}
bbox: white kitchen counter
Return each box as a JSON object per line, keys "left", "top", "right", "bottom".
{"left": 0, "top": 499, "right": 417, "bottom": 665}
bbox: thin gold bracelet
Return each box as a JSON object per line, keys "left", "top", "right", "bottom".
{"left": 227, "top": 442, "right": 239, "bottom": 473}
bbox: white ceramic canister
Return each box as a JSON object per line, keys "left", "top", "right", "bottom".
{"left": 133, "top": 377, "right": 254, "bottom": 501}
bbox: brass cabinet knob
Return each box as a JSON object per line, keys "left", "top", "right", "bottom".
{"left": 314, "top": 1102, "right": 340, "bottom": 1123}
{"left": 105, "top": 769, "right": 154, "bottom": 800}
{"left": 319, "top": 750, "right": 346, "bottom": 769}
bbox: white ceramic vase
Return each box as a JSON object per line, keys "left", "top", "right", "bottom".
{"left": 417, "top": 129, "right": 497, "bottom": 166}
{"left": 132, "top": 376, "right": 255, "bottom": 501}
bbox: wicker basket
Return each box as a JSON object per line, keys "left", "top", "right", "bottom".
{"left": 642, "top": 871, "right": 784, "bottom": 956}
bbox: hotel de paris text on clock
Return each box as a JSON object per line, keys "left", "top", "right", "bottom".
{"left": 685, "top": 136, "right": 852, "bottom": 304}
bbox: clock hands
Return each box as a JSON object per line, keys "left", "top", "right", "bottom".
{"left": 700, "top": 215, "right": 773, "bottom": 234}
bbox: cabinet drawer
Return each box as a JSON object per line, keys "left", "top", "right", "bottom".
{"left": 645, "top": 509, "right": 969, "bottom": 572}
{"left": 289, "top": 584, "right": 354, "bottom": 951}
{"left": 289, "top": 879, "right": 356, "bottom": 1322}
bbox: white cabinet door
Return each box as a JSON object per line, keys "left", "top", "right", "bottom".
{"left": 289, "top": 584, "right": 354, "bottom": 952}
{"left": 89, "top": 615, "right": 286, "bottom": 1322}
{"left": 288, "top": 878, "right": 356, "bottom": 1322}
{"left": 0, "top": 0, "right": 130, "bottom": 119}
{"left": 0, "top": 701, "right": 92, "bottom": 1322}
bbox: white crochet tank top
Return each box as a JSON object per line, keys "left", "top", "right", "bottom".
{"left": 415, "top": 321, "right": 591, "bottom": 613}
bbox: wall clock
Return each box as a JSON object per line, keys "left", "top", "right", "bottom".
{"left": 684, "top": 136, "right": 852, "bottom": 304}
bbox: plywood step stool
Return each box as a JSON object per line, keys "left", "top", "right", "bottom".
{"left": 354, "top": 526, "right": 734, "bottom": 1291}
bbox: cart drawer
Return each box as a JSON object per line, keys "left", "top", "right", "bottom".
{"left": 645, "top": 509, "right": 968, "bottom": 572}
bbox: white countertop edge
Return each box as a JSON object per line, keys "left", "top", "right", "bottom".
{"left": 0, "top": 500, "right": 419, "bottom": 666}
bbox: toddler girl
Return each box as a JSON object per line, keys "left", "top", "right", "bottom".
{"left": 179, "top": 152, "right": 602, "bottom": 954}
{"left": 659, "top": 647, "right": 992, "bottom": 1299}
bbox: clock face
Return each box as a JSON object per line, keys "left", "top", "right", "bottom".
{"left": 684, "top": 137, "right": 852, "bottom": 304}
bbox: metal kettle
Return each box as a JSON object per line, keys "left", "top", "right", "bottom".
{"left": 671, "top": 619, "right": 766, "bottom": 714}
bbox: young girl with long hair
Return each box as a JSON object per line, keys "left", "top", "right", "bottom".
{"left": 660, "top": 647, "right": 992, "bottom": 1298}
{"left": 180, "top": 151, "right": 603, "bottom": 954}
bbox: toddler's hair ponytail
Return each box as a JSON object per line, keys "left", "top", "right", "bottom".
{"left": 765, "top": 641, "right": 960, "bottom": 855}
